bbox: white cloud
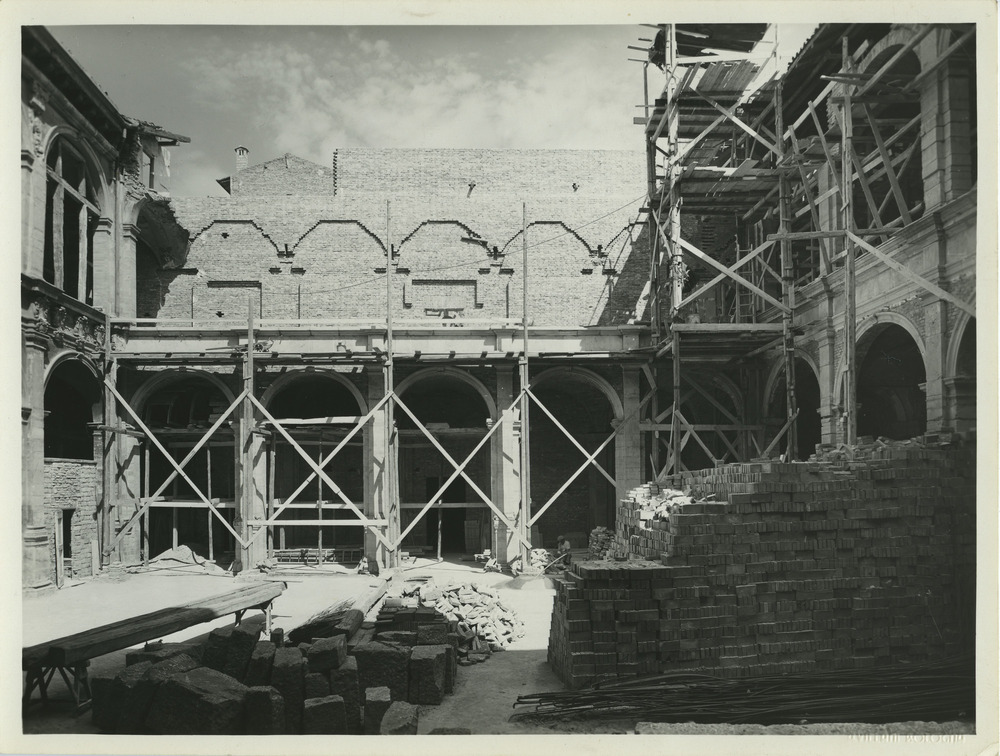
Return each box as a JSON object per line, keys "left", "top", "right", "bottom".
{"left": 181, "top": 27, "right": 643, "bottom": 165}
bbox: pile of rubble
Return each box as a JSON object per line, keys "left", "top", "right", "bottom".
{"left": 379, "top": 579, "right": 524, "bottom": 659}
{"left": 90, "top": 590, "right": 474, "bottom": 735}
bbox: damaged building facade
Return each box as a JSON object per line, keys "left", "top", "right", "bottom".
{"left": 21, "top": 22, "right": 977, "bottom": 596}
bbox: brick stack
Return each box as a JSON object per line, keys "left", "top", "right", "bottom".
{"left": 547, "top": 444, "right": 975, "bottom": 688}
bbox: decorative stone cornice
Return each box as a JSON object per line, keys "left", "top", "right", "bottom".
{"left": 21, "top": 275, "right": 106, "bottom": 353}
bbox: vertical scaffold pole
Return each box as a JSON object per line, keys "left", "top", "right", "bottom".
{"left": 518, "top": 202, "right": 531, "bottom": 564}
{"left": 385, "top": 200, "right": 398, "bottom": 568}
{"left": 236, "top": 292, "right": 255, "bottom": 573}
{"left": 841, "top": 38, "right": 858, "bottom": 447}
{"left": 775, "top": 42, "right": 799, "bottom": 460}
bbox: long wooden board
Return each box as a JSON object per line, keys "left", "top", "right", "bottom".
{"left": 23, "top": 581, "right": 285, "bottom": 669}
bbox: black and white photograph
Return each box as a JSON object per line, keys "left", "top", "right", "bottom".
{"left": 4, "top": 1, "right": 996, "bottom": 754}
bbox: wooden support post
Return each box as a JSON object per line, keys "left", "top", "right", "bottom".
{"left": 266, "top": 440, "right": 275, "bottom": 559}
{"left": 842, "top": 38, "right": 858, "bottom": 447}
{"left": 234, "top": 294, "right": 255, "bottom": 573}
{"left": 776, "top": 74, "right": 798, "bottom": 460}
{"left": 384, "top": 199, "right": 398, "bottom": 568}
{"left": 437, "top": 511, "right": 442, "bottom": 561}
{"left": 171, "top": 507, "right": 178, "bottom": 550}
{"left": 142, "top": 444, "right": 150, "bottom": 566}
{"left": 100, "top": 315, "right": 116, "bottom": 567}
{"left": 518, "top": 202, "right": 531, "bottom": 563}
{"left": 671, "top": 330, "right": 681, "bottom": 474}
{"left": 207, "top": 445, "right": 214, "bottom": 562}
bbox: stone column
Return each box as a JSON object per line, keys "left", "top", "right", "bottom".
{"left": 118, "top": 223, "right": 140, "bottom": 318}
{"left": 91, "top": 217, "right": 115, "bottom": 313}
{"left": 22, "top": 324, "right": 52, "bottom": 592}
{"left": 815, "top": 317, "right": 841, "bottom": 445}
{"left": 364, "top": 366, "right": 387, "bottom": 566}
{"left": 493, "top": 365, "right": 520, "bottom": 563}
{"left": 614, "top": 367, "right": 643, "bottom": 506}
{"left": 922, "top": 296, "right": 948, "bottom": 435}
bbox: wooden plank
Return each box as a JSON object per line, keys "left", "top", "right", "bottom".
{"left": 264, "top": 392, "right": 392, "bottom": 524}
{"left": 847, "top": 232, "right": 975, "bottom": 317}
{"left": 670, "top": 322, "right": 784, "bottom": 332}
{"left": 106, "top": 382, "right": 250, "bottom": 550}
{"left": 525, "top": 388, "right": 616, "bottom": 487}
{"left": 261, "top": 519, "right": 387, "bottom": 527}
{"left": 862, "top": 104, "right": 912, "bottom": 224}
{"left": 24, "top": 582, "right": 286, "bottom": 669}
{"left": 674, "top": 239, "right": 775, "bottom": 312}
{"left": 260, "top": 416, "right": 364, "bottom": 426}
{"left": 393, "top": 394, "right": 532, "bottom": 552}
{"left": 693, "top": 89, "right": 780, "bottom": 157}
{"left": 671, "top": 227, "right": 789, "bottom": 313}
{"left": 249, "top": 394, "right": 393, "bottom": 551}
{"left": 393, "top": 398, "right": 513, "bottom": 547}
{"left": 641, "top": 423, "right": 760, "bottom": 431}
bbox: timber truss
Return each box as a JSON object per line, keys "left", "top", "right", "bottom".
{"left": 634, "top": 23, "right": 975, "bottom": 477}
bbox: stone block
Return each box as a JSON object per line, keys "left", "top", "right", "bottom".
{"left": 270, "top": 647, "right": 306, "bottom": 734}
{"left": 110, "top": 661, "right": 153, "bottom": 734}
{"left": 377, "top": 630, "right": 417, "bottom": 646}
{"left": 124, "top": 654, "right": 201, "bottom": 733}
{"left": 125, "top": 641, "right": 203, "bottom": 666}
{"left": 363, "top": 686, "right": 391, "bottom": 735}
{"left": 269, "top": 628, "right": 284, "bottom": 646}
{"left": 145, "top": 667, "right": 248, "bottom": 735}
{"left": 223, "top": 622, "right": 261, "bottom": 681}
{"left": 245, "top": 686, "right": 285, "bottom": 735}
{"left": 353, "top": 641, "right": 410, "bottom": 700}
{"left": 201, "top": 625, "right": 233, "bottom": 672}
{"left": 417, "top": 623, "right": 448, "bottom": 645}
{"left": 443, "top": 643, "right": 457, "bottom": 694}
{"left": 379, "top": 701, "right": 419, "bottom": 735}
{"left": 408, "top": 645, "right": 447, "bottom": 704}
{"left": 89, "top": 667, "right": 118, "bottom": 731}
{"left": 329, "top": 656, "right": 361, "bottom": 734}
{"left": 429, "top": 727, "right": 472, "bottom": 734}
{"left": 244, "top": 640, "right": 276, "bottom": 687}
{"left": 305, "top": 672, "right": 330, "bottom": 699}
{"left": 306, "top": 634, "right": 347, "bottom": 673}
{"left": 303, "top": 694, "right": 346, "bottom": 734}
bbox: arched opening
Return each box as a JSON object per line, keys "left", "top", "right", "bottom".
{"left": 43, "top": 136, "right": 101, "bottom": 304}
{"left": 529, "top": 372, "right": 616, "bottom": 549}
{"left": 266, "top": 373, "right": 366, "bottom": 560}
{"left": 767, "top": 358, "right": 822, "bottom": 460}
{"left": 141, "top": 375, "right": 235, "bottom": 563}
{"left": 397, "top": 371, "right": 493, "bottom": 555}
{"left": 44, "top": 360, "right": 100, "bottom": 460}
{"left": 44, "top": 359, "right": 102, "bottom": 582}
{"left": 857, "top": 324, "right": 926, "bottom": 440}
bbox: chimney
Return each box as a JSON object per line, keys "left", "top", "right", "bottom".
{"left": 235, "top": 145, "right": 249, "bottom": 173}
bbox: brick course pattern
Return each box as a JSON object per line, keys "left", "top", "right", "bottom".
{"left": 43, "top": 459, "right": 99, "bottom": 580}
{"left": 547, "top": 445, "right": 975, "bottom": 689}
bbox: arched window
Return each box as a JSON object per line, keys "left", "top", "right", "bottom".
{"left": 43, "top": 136, "right": 100, "bottom": 304}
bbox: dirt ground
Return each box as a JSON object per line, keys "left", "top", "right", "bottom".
{"left": 19, "top": 556, "right": 979, "bottom": 739}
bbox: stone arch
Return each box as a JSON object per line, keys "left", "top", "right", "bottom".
{"left": 947, "top": 313, "right": 976, "bottom": 379}
{"left": 261, "top": 369, "right": 367, "bottom": 415}
{"left": 531, "top": 367, "right": 624, "bottom": 420}
{"left": 41, "top": 126, "right": 111, "bottom": 210}
{"left": 129, "top": 369, "right": 236, "bottom": 418}
{"left": 396, "top": 366, "right": 498, "bottom": 421}
{"left": 43, "top": 353, "right": 103, "bottom": 460}
{"left": 762, "top": 348, "right": 820, "bottom": 408}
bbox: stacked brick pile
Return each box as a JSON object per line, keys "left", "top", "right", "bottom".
{"left": 547, "top": 444, "right": 975, "bottom": 689}
{"left": 588, "top": 526, "right": 616, "bottom": 559}
{"left": 90, "top": 603, "right": 466, "bottom": 734}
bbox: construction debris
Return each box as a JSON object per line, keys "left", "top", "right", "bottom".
{"left": 382, "top": 579, "right": 524, "bottom": 655}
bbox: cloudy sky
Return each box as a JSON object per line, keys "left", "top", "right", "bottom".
{"left": 45, "top": 22, "right": 817, "bottom": 198}
{"left": 48, "top": 25, "right": 653, "bottom": 197}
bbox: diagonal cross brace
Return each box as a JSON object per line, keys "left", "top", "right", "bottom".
{"left": 525, "top": 387, "right": 617, "bottom": 487}
{"left": 674, "top": 239, "right": 777, "bottom": 312}
{"left": 104, "top": 381, "right": 250, "bottom": 549}
{"left": 394, "top": 393, "right": 524, "bottom": 549}
{"left": 248, "top": 394, "right": 392, "bottom": 550}
{"left": 847, "top": 232, "right": 975, "bottom": 317}
{"left": 529, "top": 391, "right": 653, "bottom": 527}
{"left": 264, "top": 392, "right": 393, "bottom": 525}
{"left": 393, "top": 395, "right": 532, "bottom": 552}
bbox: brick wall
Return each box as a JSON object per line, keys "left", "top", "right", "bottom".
{"left": 44, "top": 458, "right": 100, "bottom": 580}
{"left": 548, "top": 443, "right": 975, "bottom": 688}
{"left": 161, "top": 149, "right": 647, "bottom": 326}
{"left": 230, "top": 154, "right": 335, "bottom": 197}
